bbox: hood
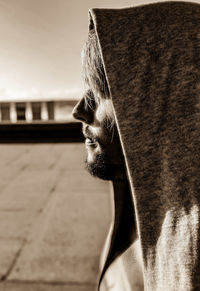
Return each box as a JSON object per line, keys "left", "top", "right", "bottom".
{"left": 89, "top": 2, "right": 200, "bottom": 290}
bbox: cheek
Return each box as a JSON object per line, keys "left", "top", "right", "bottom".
{"left": 87, "top": 99, "right": 115, "bottom": 145}
{"left": 95, "top": 99, "right": 114, "bottom": 124}
{"left": 93, "top": 100, "right": 114, "bottom": 140}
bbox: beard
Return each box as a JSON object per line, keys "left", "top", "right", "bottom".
{"left": 85, "top": 149, "right": 126, "bottom": 181}
{"left": 86, "top": 152, "right": 114, "bottom": 180}
{"left": 83, "top": 125, "right": 126, "bottom": 181}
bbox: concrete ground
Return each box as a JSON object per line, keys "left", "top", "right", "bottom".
{"left": 0, "top": 143, "right": 111, "bottom": 291}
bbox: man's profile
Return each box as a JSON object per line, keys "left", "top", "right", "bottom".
{"left": 73, "top": 28, "right": 126, "bottom": 182}
{"left": 73, "top": 2, "right": 200, "bottom": 290}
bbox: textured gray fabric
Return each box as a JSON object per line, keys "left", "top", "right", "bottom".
{"left": 89, "top": 2, "right": 200, "bottom": 290}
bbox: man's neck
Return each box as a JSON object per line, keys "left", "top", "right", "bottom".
{"left": 111, "top": 179, "right": 137, "bottom": 239}
{"left": 112, "top": 179, "right": 131, "bottom": 214}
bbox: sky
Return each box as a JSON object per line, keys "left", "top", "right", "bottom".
{"left": 0, "top": 0, "right": 198, "bottom": 101}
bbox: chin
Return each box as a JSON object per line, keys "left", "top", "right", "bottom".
{"left": 85, "top": 153, "right": 125, "bottom": 181}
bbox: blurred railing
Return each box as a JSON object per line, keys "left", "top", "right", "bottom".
{"left": 0, "top": 122, "right": 84, "bottom": 143}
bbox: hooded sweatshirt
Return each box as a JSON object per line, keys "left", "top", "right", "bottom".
{"left": 89, "top": 2, "right": 200, "bottom": 290}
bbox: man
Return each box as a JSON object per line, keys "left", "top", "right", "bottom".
{"left": 73, "top": 19, "right": 143, "bottom": 291}
{"left": 73, "top": 2, "right": 200, "bottom": 290}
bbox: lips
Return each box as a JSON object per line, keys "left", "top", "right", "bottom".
{"left": 85, "top": 137, "right": 97, "bottom": 147}
{"left": 83, "top": 126, "right": 98, "bottom": 148}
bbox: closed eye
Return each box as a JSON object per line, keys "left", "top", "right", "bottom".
{"left": 84, "top": 89, "right": 96, "bottom": 111}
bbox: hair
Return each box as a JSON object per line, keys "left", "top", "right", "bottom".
{"left": 82, "top": 29, "right": 110, "bottom": 101}
{"left": 82, "top": 29, "right": 115, "bottom": 129}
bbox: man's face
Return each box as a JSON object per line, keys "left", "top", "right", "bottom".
{"left": 72, "top": 89, "right": 126, "bottom": 180}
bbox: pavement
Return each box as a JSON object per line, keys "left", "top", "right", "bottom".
{"left": 0, "top": 143, "right": 111, "bottom": 291}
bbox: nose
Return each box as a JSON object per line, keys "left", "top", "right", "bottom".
{"left": 72, "top": 97, "right": 94, "bottom": 124}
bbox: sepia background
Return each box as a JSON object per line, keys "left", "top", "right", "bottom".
{"left": 0, "top": 0, "right": 198, "bottom": 291}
